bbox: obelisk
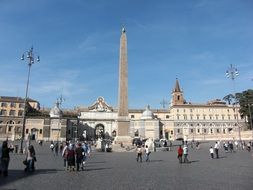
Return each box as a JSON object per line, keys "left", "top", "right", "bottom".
{"left": 115, "top": 27, "right": 132, "bottom": 144}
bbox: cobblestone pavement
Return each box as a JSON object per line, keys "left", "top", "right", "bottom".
{"left": 0, "top": 141, "right": 253, "bottom": 190}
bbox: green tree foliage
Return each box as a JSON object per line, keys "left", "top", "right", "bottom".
{"left": 236, "top": 89, "right": 253, "bottom": 129}
{"left": 223, "top": 94, "right": 235, "bottom": 105}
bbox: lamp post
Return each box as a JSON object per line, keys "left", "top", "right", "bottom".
{"left": 225, "top": 64, "right": 241, "bottom": 142}
{"left": 56, "top": 95, "right": 64, "bottom": 143}
{"left": 19, "top": 47, "right": 40, "bottom": 153}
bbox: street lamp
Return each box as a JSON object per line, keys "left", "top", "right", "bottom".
{"left": 19, "top": 47, "right": 40, "bottom": 153}
{"left": 225, "top": 64, "right": 241, "bottom": 142}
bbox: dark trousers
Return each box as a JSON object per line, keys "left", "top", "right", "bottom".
{"left": 183, "top": 154, "right": 189, "bottom": 163}
{"left": 215, "top": 148, "right": 219, "bottom": 158}
{"left": 2, "top": 158, "right": 10, "bottom": 176}
{"left": 211, "top": 153, "right": 214, "bottom": 159}
{"left": 76, "top": 157, "right": 82, "bottom": 171}
{"left": 178, "top": 155, "right": 182, "bottom": 163}
{"left": 137, "top": 153, "right": 142, "bottom": 162}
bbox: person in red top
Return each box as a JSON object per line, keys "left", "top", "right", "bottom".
{"left": 177, "top": 145, "right": 183, "bottom": 164}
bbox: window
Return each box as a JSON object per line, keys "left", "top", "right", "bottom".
{"left": 197, "top": 129, "right": 200, "bottom": 133}
{"left": 210, "top": 129, "right": 213, "bottom": 133}
{"left": 1, "top": 102, "right": 7, "bottom": 107}
{"left": 190, "top": 129, "right": 193, "bottom": 133}
{"left": 177, "top": 129, "right": 180, "bottom": 133}
{"left": 216, "top": 115, "right": 219, "bottom": 120}
{"left": 177, "top": 115, "right": 180, "bottom": 120}
{"left": 222, "top": 115, "right": 225, "bottom": 120}
{"left": 8, "top": 126, "right": 12, "bottom": 132}
{"left": 19, "top": 103, "right": 24, "bottom": 108}
{"left": 197, "top": 115, "right": 200, "bottom": 120}
{"left": 204, "top": 129, "right": 207, "bottom": 133}
{"left": 68, "top": 129, "right": 71, "bottom": 134}
{"left": 26, "top": 129, "right": 29, "bottom": 134}
{"left": 17, "top": 127, "right": 21, "bottom": 133}
{"left": 10, "top": 102, "right": 16, "bottom": 107}
{"left": 9, "top": 110, "right": 15, "bottom": 116}
{"left": 177, "top": 109, "right": 179, "bottom": 113}
{"left": 184, "top": 115, "right": 187, "bottom": 120}
{"left": 166, "top": 115, "right": 169, "bottom": 119}
{"left": 131, "top": 115, "right": 135, "bottom": 118}
{"left": 190, "top": 115, "right": 193, "bottom": 120}
{"left": 228, "top": 115, "right": 230, "bottom": 120}
{"left": 190, "top": 109, "right": 193, "bottom": 112}
{"left": 217, "top": 129, "right": 220, "bottom": 133}
{"left": 203, "top": 115, "right": 206, "bottom": 120}
{"left": 0, "top": 110, "right": 7, "bottom": 116}
{"left": 183, "top": 109, "right": 185, "bottom": 113}
{"left": 39, "top": 129, "right": 43, "bottom": 134}
{"left": 18, "top": 110, "right": 23, "bottom": 116}
{"left": 171, "top": 131, "right": 173, "bottom": 135}
{"left": 209, "top": 115, "right": 212, "bottom": 120}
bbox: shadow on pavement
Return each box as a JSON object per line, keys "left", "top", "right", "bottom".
{"left": 84, "top": 167, "right": 112, "bottom": 172}
{"left": 88, "top": 161, "right": 106, "bottom": 164}
{"left": 0, "top": 169, "right": 58, "bottom": 187}
{"left": 149, "top": 160, "right": 163, "bottom": 163}
{"left": 189, "top": 160, "right": 200, "bottom": 163}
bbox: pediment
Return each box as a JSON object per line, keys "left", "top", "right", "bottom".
{"left": 88, "top": 97, "right": 113, "bottom": 112}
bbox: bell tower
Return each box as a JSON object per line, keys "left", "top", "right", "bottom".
{"left": 171, "top": 78, "right": 185, "bottom": 105}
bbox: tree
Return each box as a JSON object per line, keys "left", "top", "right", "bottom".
{"left": 223, "top": 94, "right": 235, "bottom": 105}
{"left": 237, "top": 89, "right": 253, "bottom": 129}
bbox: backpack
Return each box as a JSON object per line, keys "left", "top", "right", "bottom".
{"left": 63, "top": 147, "right": 69, "bottom": 159}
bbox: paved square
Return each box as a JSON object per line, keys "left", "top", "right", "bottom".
{"left": 0, "top": 142, "right": 253, "bottom": 190}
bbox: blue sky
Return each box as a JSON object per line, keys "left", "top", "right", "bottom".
{"left": 0, "top": 0, "right": 252, "bottom": 109}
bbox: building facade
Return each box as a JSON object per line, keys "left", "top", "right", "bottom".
{"left": 0, "top": 96, "right": 40, "bottom": 140}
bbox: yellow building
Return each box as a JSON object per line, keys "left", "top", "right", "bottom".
{"left": 0, "top": 96, "right": 40, "bottom": 140}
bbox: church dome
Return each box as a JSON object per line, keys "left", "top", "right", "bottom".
{"left": 141, "top": 105, "right": 154, "bottom": 120}
{"left": 50, "top": 102, "right": 63, "bottom": 118}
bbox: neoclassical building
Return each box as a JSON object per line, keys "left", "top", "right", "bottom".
{"left": 0, "top": 79, "right": 247, "bottom": 142}
{"left": 75, "top": 79, "right": 246, "bottom": 142}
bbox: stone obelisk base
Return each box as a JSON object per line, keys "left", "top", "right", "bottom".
{"left": 113, "top": 119, "right": 132, "bottom": 145}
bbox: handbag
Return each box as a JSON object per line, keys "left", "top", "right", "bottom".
{"left": 23, "top": 160, "right": 28, "bottom": 165}
{"left": 33, "top": 156, "right": 37, "bottom": 162}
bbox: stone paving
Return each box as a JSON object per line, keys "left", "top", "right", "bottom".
{"left": 0, "top": 141, "right": 253, "bottom": 190}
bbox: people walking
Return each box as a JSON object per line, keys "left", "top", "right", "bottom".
{"left": 50, "top": 141, "right": 54, "bottom": 153}
{"left": 75, "top": 143, "right": 84, "bottom": 171}
{"left": 145, "top": 145, "right": 150, "bottom": 162}
{"left": 247, "top": 142, "right": 251, "bottom": 152}
{"left": 177, "top": 145, "right": 183, "bottom": 164}
{"left": 24, "top": 145, "right": 36, "bottom": 172}
{"left": 59, "top": 142, "right": 63, "bottom": 154}
{"left": 62, "top": 142, "right": 69, "bottom": 170}
{"left": 168, "top": 141, "right": 172, "bottom": 151}
{"left": 214, "top": 142, "right": 219, "bottom": 159}
{"left": 209, "top": 146, "right": 214, "bottom": 159}
{"left": 183, "top": 145, "right": 189, "bottom": 163}
{"left": 67, "top": 144, "right": 75, "bottom": 171}
{"left": 54, "top": 142, "right": 59, "bottom": 156}
{"left": 1, "top": 141, "right": 14, "bottom": 177}
{"left": 136, "top": 145, "right": 143, "bottom": 162}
